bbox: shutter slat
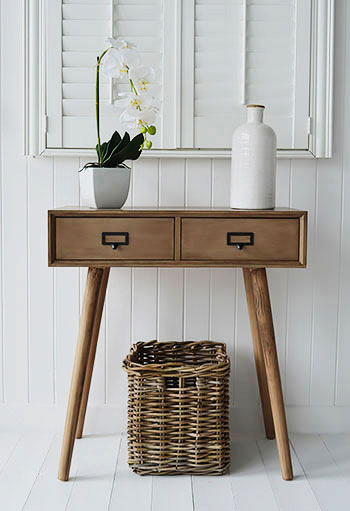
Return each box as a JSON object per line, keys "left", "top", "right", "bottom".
{"left": 195, "top": 35, "right": 240, "bottom": 52}
{"left": 63, "top": 0, "right": 109, "bottom": 4}
{"left": 62, "top": 36, "right": 106, "bottom": 52}
{"left": 62, "top": 5, "right": 109, "bottom": 19}
{"left": 247, "top": 21, "right": 294, "bottom": 36}
{"left": 114, "top": 0, "right": 161, "bottom": 4}
{"left": 195, "top": 83, "right": 236, "bottom": 99}
{"left": 248, "top": 4, "right": 294, "bottom": 20}
{"left": 247, "top": 36, "right": 291, "bottom": 50}
{"left": 195, "top": 52, "right": 240, "bottom": 68}
{"left": 62, "top": 20, "right": 109, "bottom": 36}
{"left": 244, "top": 0, "right": 293, "bottom": 3}
{"left": 63, "top": 68, "right": 109, "bottom": 83}
{"left": 63, "top": 52, "right": 100, "bottom": 67}
{"left": 114, "top": 5, "right": 161, "bottom": 19}
{"left": 62, "top": 83, "right": 109, "bottom": 99}
{"left": 63, "top": 100, "right": 116, "bottom": 116}
{"left": 114, "top": 21, "right": 161, "bottom": 36}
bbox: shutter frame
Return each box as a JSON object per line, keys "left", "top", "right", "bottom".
{"left": 25, "top": 0, "right": 335, "bottom": 157}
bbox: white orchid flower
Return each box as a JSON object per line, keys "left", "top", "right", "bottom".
{"left": 129, "top": 66, "right": 155, "bottom": 93}
{"left": 120, "top": 107, "right": 157, "bottom": 130}
{"left": 114, "top": 92, "right": 155, "bottom": 111}
{"left": 119, "top": 109, "right": 140, "bottom": 130}
{"left": 119, "top": 47, "right": 140, "bottom": 69}
{"left": 137, "top": 108, "right": 157, "bottom": 124}
{"left": 102, "top": 40, "right": 140, "bottom": 79}
{"left": 102, "top": 48, "right": 128, "bottom": 78}
{"left": 106, "top": 37, "right": 136, "bottom": 50}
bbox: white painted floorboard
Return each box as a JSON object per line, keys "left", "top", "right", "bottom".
{"left": 152, "top": 474, "right": 193, "bottom": 511}
{"left": 0, "top": 432, "right": 21, "bottom": 472}
{"left": 22, "top": 434, "right": 79, "bottom": 511}
{"left": 0, "top": 432, "right": 54, "bottom": 511}
{"left": 109, "top": 433, "right": 152, "bottom": 511}
{"left": 290, "top": 434, "right": 350, "bottom": 511}
{"left": 321, "top": 433, "right": 350, "bottom": 481}
{"left": 257, "top": 438, "right": 321, "bottom": 511}
{"left": 65, "top": 434, "right": 121, "bottom": 511}
{"left": 0, "top": 433, "right": 349, "bottom": 510}
{"left": 192, "top": 473, "right": 236, "bottom": 511}
{"left": 229, "top": 437, "right": 278, "bottom": 511}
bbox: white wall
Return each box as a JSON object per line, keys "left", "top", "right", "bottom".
{"left": 0, "top": 0, "right": 350, "bottom": 434}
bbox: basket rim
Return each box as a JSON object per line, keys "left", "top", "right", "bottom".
{"left": 122, "top": 339, "right": 230, "bottom": 374}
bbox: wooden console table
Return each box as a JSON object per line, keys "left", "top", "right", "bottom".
{"left": 48, "top": 207, "right": 307, "bottom": 482}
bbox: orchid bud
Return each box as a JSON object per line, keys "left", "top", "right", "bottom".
{"left": 146, "top": 140, "right": 152, "bottom": 149}
{"left": 140, "top": 126, "right": 147, "bottom": 134}
{"left": 148, "top": 125, "right": 156, "bottom": 135}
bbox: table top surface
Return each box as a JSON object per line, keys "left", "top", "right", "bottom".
{"left": 49, "top": 207, "right": 306, "bottom": 217}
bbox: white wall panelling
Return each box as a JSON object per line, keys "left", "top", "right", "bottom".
{"left": 1, "top": 1, "right": 350, "bottom": 432}
{"left": 1, "top": 0, "right": 29, "bottom": 404}
{"left": 335, "top": 0, "right": 350, "bottom": 405}
{"left": 158, "top": 159, "right": 185, "bottom": 342}
{"left": 28, "top": 156, "right": 54, "bottom": 403}
{"left": 286, "top": 160, "right": 317, "bottom": 406}
{"left": 53, "top": 158, "right": 80, "bottom": 405}
{"left": 310, "top": 0, "right": 345, "bottom": 405}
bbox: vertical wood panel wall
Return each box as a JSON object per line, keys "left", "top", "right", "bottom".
{"left": 0, "top": 1, "right": 349, "bottom": 431}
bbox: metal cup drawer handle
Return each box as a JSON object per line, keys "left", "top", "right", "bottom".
{"left": 226, "top": 232, "right": 254, "bottom": 250}
{"left": 101, "top": 232, "right": 129, "bottom": 250}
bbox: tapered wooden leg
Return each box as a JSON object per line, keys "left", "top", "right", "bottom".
{"left": 249, "top": 268, "right": 293, "bottom": 481}
{"left": 58, "top": 267, "right": 105, "bottom": 481}
{"left": 76, "top": 267, "right": 110, "bottom": 439}
{"left": 243, "top": 268, "right": 275, "bottom": 440}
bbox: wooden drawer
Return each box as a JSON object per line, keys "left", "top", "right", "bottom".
{"left": 55, "top": 217, "right": 175, "bottom": 261}
{"left": 181, "top": 218, "right": 300, "bottom": 263}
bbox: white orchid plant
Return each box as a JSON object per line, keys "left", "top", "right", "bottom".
{"left": 83, "top": 37, "right": 158, "bottom": 170}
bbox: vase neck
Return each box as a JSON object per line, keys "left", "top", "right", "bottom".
{"left": 247, "top": 105, "right": 264, "bottom": 123}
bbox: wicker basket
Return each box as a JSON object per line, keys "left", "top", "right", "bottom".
{"left": 122, "top": 340, "right": 230, "bottom": 475}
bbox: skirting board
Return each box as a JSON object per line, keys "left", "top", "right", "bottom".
{"left": 1, "top": 405, "right": 350, "bottom": 434}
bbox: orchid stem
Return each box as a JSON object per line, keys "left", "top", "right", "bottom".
{"left": 96, "top": 49, "right": 109, "bottom": 165}
{"left": 130, "top": 79, "right": 138, "bottom": 96}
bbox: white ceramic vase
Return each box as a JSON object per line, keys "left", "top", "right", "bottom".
{"left": 79, "top": 166, "right": 131, "bottom": 209}
{"left": 230, "top": 105, "right": 276, "bottom": 209}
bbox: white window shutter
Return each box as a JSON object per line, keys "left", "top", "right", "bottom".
{"left": 190, "top": 0, "right": 244, "bottom": 149}
{"left": 46, "top": 0, "right": 169, "bottom": 150}
{"left": 182, "top": 0, "right": 311, "bottom": 150}
{"left": 44, "top": 0, "right": 321, "bottom": 154}
{"left": 244, "top": 0, "right": 311, "bottom": 150}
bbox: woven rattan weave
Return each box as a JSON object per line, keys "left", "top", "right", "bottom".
{"left": 122, "top": 340, "right": 230, "bottom": 475}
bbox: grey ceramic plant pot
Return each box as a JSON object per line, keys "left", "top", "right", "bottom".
{"left": 79, "top": 166, "right": 131, "bottom": 209}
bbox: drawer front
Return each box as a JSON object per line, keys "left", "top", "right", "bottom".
{"left": 181, "top": 218, "right": 300, "bottom": 262}
{"left": 55, "top": 217, "right": 175, "bottom": 260}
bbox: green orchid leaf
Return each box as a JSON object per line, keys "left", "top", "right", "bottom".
{"left": 96, "top": 131, "right": 122, "bottom": 165}
{"left": 103, "top": 132, "right": 131, "bottom": 167}
{"left": 96, "top": 142, "right": 111, "bottom": 164}
{"left": 104, "top": 130, "right": 121, "bottom": 159}
{"left": 106, "top": 133, "right": 144, "bottom": 167}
